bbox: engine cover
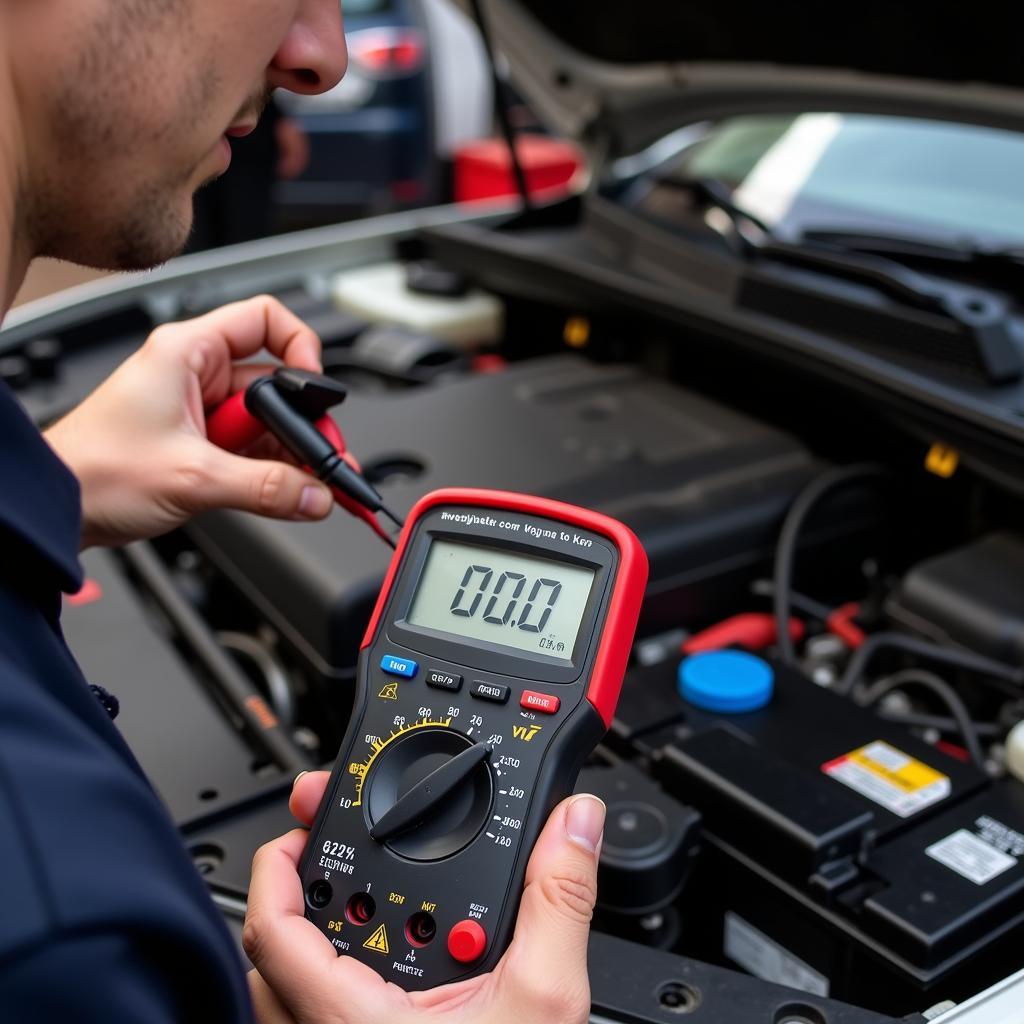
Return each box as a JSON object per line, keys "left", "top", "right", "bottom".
{"left": 187, "top": 355, "right": 868, "bottom": 681}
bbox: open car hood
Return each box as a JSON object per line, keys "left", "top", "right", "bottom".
{"left": 467, "top": 0, "right": 1024, "bottom": 165}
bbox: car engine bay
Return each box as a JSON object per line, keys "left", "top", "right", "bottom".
{"left": 7, "top": 202, "right": 1024, "bottom": 1023}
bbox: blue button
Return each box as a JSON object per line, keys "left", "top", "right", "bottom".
{"left": 381, "top": 654, "right": 418, "bottom": 678}
{"left": 678, "top": 650, "right": 774, "bottom": 714}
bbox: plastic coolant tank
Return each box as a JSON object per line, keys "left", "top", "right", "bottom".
{"left": 330, "top": 263, "right": 503, "bottom": 348}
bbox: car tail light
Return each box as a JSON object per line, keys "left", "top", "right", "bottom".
{"left": 348, "top": 28, "right": 425, "bottom": 78}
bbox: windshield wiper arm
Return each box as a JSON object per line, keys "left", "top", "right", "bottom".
{"left": 802, "top": 228, "right": 1024, "bottom": 264}
{"left": 800, "top": 228, "right": 1024, "bottom": 288}
{"left": 652, "top": 175, "right": 772, "bottom": 244}
{"left": 650, "top": 179, "right": 1023, "bottom": 383}
{"left": 750, "top": 237, "right": 1023, "bottom": 384}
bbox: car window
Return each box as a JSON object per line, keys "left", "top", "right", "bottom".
{"left": 624, "top": 113, "right": 1024, "bottom": 249}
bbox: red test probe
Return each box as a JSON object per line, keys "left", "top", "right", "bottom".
{"left": 206, "top": 368, "right": 402, "bottom": 546}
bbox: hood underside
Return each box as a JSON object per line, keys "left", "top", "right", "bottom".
{"left": 470, "top": 0, "right": 1024, "bottom": 162}
{"left": 515, "top": 1, "right": 1024, "bottom": 85}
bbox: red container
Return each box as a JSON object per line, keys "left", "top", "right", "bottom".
{"left": 453, "top": 134, "right": 584, "bottom": 203}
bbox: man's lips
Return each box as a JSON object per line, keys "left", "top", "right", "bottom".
{"left": 225, "top": 122, "right": 257, "bottom": 139}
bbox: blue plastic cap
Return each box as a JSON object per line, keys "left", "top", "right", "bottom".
{"left": 678, "top": 650, "right": 774, "bottom": 713}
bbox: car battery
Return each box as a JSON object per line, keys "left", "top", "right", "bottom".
{"left": 187, "top": 355, "right": 875, "bottom": 686}
{"left": 618, "top": 657, "right": 1024, "bottom": 1015}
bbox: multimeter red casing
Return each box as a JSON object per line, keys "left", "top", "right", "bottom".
{"left": 299, "top": 488, "right": 647, "bottom": 990}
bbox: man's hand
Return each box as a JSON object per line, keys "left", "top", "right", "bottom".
{"left": 45, "top": 296, "right": 334, "bottom": 549}
{"left": 244, "top": 772, "right": 605, "bottom": 1024}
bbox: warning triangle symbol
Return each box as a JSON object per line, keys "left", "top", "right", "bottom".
{"left": 363, "top": 923, "right": 390, "bottom": 954}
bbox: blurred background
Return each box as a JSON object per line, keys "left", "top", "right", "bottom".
{"left": 15, "top": 0, "right": 584, "bottom": 308}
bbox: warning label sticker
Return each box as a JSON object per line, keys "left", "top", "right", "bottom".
{"left": 363, "top": 924, "right": 390, "bottom": 954}
{"left": 822, "top": 741, "right": 950, "bottom": 818}
{"left": 926, "top": 828, "right": 1018, "bottom": 885}
{"left": 723, "top": 912, "right": 829, "bottom": 997}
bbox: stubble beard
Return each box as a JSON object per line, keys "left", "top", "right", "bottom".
{"left": 25, "top": 0, "right": 246, "bottom": 272}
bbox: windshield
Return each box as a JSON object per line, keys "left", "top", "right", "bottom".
{"left": 622, "top": 113, "right": 1024, "bottom": 249}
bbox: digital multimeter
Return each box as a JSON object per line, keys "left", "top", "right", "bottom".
{"left": 299, "top": 488, "right": 647, "bottom": 990}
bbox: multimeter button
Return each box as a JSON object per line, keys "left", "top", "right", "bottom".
{"left": 381, "top": 654, "right": 418, "bottom": 678}
{"left": 447, "top": 919, "right": 487, "bottom": 963}
{"left": 520, "top": 690, "right": 560, "bottom": 714}
{"left": 470, "top": 681, "right": 509, "bottom": 704}
{"left": 427, "top": 669, "right": 462, "bottom": 691}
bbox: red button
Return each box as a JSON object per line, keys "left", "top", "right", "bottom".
{"left": 520, "top": 690, "right": 560, "bottom": 714}
{"left": 448, "top": 919, "right": 487, "bottom": 963}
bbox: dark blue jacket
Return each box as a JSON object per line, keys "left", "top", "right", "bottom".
{"left": 0, "top": 385, "right": 253, "bottom": 1022}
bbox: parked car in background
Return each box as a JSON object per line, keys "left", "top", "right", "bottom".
{"left": 274, "top": 0, "right": 492, "bottom": 228}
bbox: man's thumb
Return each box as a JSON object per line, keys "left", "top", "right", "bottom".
{"left": 504, "top": 795, "right": 605, "bottom": 992}
{"left": 194, "top": 449, "right": 334, "bottom": 521}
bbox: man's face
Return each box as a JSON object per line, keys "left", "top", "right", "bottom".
{"left": 14, "top": 0, "right": 346, "bottom": 270}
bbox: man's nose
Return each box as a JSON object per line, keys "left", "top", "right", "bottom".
{"left": 268, "top": 0, "right": 348, "bottom": 94}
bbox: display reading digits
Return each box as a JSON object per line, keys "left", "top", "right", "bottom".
{"left": 299, "top": 488, "right": 647, "bottom": 990}
{"left": 407, "top": 540, "right": 596, "bottom": 658}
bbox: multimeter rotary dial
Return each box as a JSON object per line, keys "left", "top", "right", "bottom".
{"left": 364, "top": 726, "right": 494, "bottom": 860}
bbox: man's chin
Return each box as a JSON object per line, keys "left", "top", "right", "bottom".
{"left": 92, "top": 210, "right": 194, "bottom": 272}
{"left": 39, "top": 190, "right": 191, "bottom": 271}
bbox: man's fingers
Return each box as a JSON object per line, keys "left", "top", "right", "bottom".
{"left": 152, "top": 296, "right": 322, "bottom": 407}
{"left": 183, "top": 448, "right": 333, "bottom": 521}
{"left": 244, "top": 829, "right": 346, "bottom": 1011}
{"left": 229, "top": 361, "right": 281, "bottom": 396}
{"left": 242, "top": 433, "right": 303, "bottom": 467}
{"left": 497, "top": 795, "right": 605, "bottom": 1020}
{"left": 246, "top": 826, "right": 400, "bottom": 1022}
{"left": 195, "top": 295, "right": 322, "bottom": 369}
{"left": 290, "top": 770, "right": 331, "bottom": 826}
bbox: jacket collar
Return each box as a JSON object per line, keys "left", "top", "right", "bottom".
{"left": 0, "top": 384, "right": 84, "bottom": 594}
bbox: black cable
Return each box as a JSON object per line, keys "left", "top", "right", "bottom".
{"left": 468, "top": 0, "right": 532, "bottom": 211}
{"left": 120, "top": 543, "right": 313, "bottom": 774}
{"left": 751, "top": 579, "right": 833, "bottom": 622}
{"left": 773, "top": 464, "right": 887, "bottom": 666}
{"left": 835, "top": 631, "right": 1024, "bottom": 698}
{"left": 855, "top": 669, "right": 987, "bottom": 766}
{"left": 876, "top": 707, "right": 1002, "bottom": 739}
{"left": 381, "top": 504, "right": 404, "bottom": 530}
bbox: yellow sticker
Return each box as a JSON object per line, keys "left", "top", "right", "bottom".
{"left": 823, "top": 741, "right": 950, "bottom": 818}
{"left": 363, "top": 923, "right": 390, "bottom": 954}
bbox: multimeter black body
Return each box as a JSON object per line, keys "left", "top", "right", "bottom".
{"left": 299, "top": 488, "right": 647, "bottom": 990}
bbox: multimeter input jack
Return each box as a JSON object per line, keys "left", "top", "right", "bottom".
{"left": 345, "top": 892, "right": 377, "bottom": 925}
{"left": 405, "top": 911, "right": 437, "bottom": 947}
{"left": 306, "top": 879, "right": 333, "bottom": 910}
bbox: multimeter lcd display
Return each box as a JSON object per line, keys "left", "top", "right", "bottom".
{"left": 406, "top": 540, "right": 596, "bottom": 659}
